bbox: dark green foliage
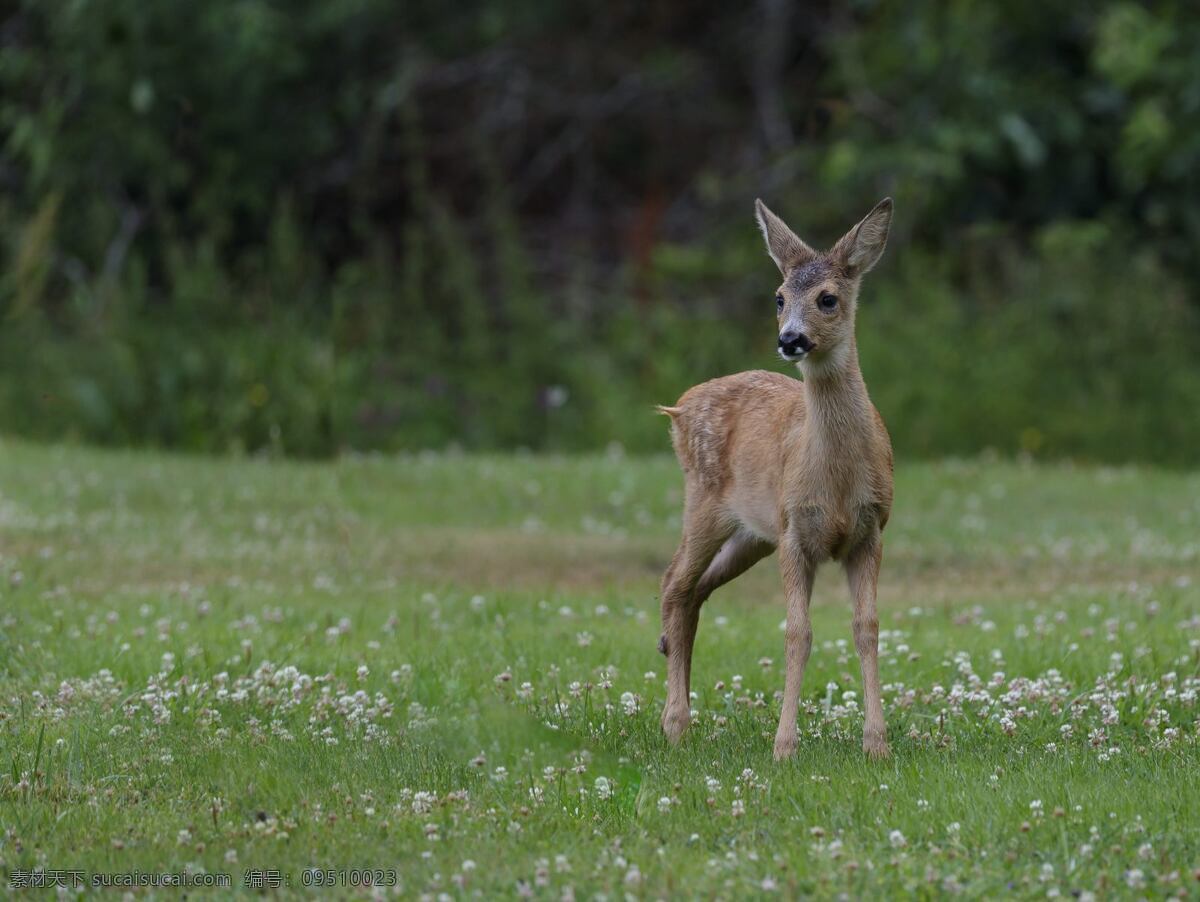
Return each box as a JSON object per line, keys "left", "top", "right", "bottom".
{"left": 1, "top": 0, "right": 1198, "bottom": 461}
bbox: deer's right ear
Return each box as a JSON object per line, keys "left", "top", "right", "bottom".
{"left": 755, "top": 199, "right": 816, "bottom": 275}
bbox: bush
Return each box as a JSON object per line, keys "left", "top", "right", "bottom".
{"left": 2, "top": 1, "right": 1199, "bottom": 462}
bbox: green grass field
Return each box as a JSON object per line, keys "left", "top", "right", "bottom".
{"left": 1, "top": 438, "right": 1198, "bottom": 897}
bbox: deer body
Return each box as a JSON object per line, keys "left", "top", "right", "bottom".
{"left": 657, "top": 198, "right": 895, "bottom": 760}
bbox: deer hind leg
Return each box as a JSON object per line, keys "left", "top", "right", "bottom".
{"left": 658, "top": 530, "right": 773, "bottom": 657}
{"left": 658, "top": 501, "right": 731, "bottom": 743}
{"left": 656, "top": 544, "right": 685, "bottom": 656}
{"left": 846, "top": 535, "right": 889, "bottom": 759}
{"left": 694, "top": 530, "right": 775, "bottom": 605}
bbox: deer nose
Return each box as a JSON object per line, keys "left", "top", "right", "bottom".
{"left": 778, "top": 330, "right": 814, "bottom": 355}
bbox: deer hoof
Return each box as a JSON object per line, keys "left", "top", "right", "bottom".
{"left": 863, "top": 734, "right": 891, "bottom": 760}
{"left": 773, "top": 731, "right": 798, "bottom": 761}
{"left": 661, "top": 706, "right": 689, "bottom": 743}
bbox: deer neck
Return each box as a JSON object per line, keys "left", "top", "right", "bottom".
{"left": 799, "top": 341, "right": 874, "bottom": 464}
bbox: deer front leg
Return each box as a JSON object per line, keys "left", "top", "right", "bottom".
{"left": 774, "top": 530, "right": 815, "bottom": 760}
{"left": 846, "top": 535, "right": 889, "bottom": 759}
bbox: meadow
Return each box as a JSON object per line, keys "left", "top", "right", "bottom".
{"left": 1, "top": 438, "right": 1198, "bottom": 897}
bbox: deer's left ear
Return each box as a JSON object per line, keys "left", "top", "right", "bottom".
{"left": 833, "top": 198, "right": 892, "bottom": 275}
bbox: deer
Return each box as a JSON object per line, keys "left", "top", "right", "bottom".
{"left": 656, "top": 197, "right": 895, "bottom": 760}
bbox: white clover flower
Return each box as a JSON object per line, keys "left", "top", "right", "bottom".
{"left": 412, "top": 791, "right": 436, "bottom": 814}
{"left": 594, "top": 777, "right": 612, "bottom": 800}
{"left": 888, "top": 829, "right": 907, "bottom": 849}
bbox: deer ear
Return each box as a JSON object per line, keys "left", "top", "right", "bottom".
{"left": 755, "top": 199, "right": 816, "bottom": 274}
{"left": 833, "top": 198, "right": 893, "bottom": 275}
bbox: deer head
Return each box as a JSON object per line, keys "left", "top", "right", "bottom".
{"left": 755, "top": 198, "right": 893, "bottom": 374}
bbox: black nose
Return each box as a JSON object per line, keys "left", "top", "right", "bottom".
{"left": 778, "top": 330, "right": 814, "bottom": 355}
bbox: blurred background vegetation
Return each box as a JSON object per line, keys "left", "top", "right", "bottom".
{"left": 1, "top": 0, "right": 1198, "bottom": 462}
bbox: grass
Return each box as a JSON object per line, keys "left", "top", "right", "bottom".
{"left": 1, "top": 437, "right": 1198, "bottom": 897}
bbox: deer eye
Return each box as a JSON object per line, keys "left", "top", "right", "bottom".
{"left": 818, "top": 293, "right": 838, "bottom": 312}
{"left": 776, "top": 294, "right": 785, "bottom": 312}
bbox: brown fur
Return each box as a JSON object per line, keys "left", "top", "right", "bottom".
{"left": 657, "top": 197, "right": 896, "bottom": 760}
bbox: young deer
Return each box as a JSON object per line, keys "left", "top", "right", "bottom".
{"left": 656, "top": 197, "right": 895, "bottom": 760}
